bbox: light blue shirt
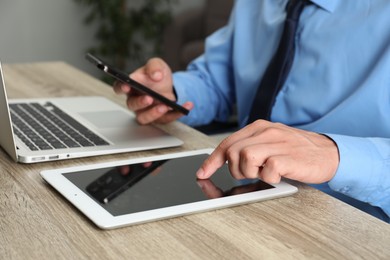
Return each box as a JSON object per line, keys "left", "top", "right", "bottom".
{"left": 172, "top": 0, "right": 390, "bottom": 221}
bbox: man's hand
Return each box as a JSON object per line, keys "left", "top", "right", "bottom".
{"left": 196, "top": 120, "right": 339, "bottom": 184}
{"left": 113, "top": 57, "right": 193, "bottom": 124}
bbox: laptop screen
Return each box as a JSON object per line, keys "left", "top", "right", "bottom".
{"left": 0, "top": 62, "right": 18, "bottom": 161}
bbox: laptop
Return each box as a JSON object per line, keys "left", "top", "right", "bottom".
{"left": 0, "top": 62, "right": 183, "bottom": 163}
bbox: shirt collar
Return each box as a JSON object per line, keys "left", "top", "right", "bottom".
{"left": 310, "top": 0, "right": 338, "bottom": 13}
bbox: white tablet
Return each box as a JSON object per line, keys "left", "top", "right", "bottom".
{"left": 40, "top": 149, "right": 297, "bottom": 229}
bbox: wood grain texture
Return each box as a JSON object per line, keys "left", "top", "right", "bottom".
{"left": 0, "top": 62, "right": 389, "bottom": 259}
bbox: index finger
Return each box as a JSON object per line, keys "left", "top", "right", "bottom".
{"left": 196, "top": 146, "right": 227, "bottom": 179}
{"left": 196, "top": 120, "right": 270, "bottom": 179}
{"left": 196, "top": 131, "right": 247, "bottom": 179}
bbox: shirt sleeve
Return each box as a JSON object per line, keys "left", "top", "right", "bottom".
{"left": 326, "top": 134, "right": 390, "bottom": 217}
{"left": 172, "top": 5, "right": 237, "bottom": 127}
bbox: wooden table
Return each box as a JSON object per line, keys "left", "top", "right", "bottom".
{"left": 0, "top": 62, "right": 389, "bottom": 259}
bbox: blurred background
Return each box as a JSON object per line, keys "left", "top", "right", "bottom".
{"left": 0, "top": 0, "right": 236, "bottom": 134}
{"left": 0, "top": 0, "right": 206, "bottom": 77}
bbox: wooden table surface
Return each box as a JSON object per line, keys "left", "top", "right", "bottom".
{"left": 0, "top": 62, "right": 389, "bottom": 259}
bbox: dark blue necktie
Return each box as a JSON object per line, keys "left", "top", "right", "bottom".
{"left": 247, "top": 0, "right": 308, "bottom": 124}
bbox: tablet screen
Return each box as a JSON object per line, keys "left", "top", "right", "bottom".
{"left": 63, "top": 154, "right": 275, "bottom": 217}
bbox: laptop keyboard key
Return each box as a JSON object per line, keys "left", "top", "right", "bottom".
{"left": 9, "top": 102, "right": 108, "bottom": 151}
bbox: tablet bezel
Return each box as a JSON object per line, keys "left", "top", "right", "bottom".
{"left": 40, "top": 149, "right": 298, "bottom": 229}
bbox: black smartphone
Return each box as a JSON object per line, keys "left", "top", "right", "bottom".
{"left": 85, "top": 53, "right": 189, "bottom": 115}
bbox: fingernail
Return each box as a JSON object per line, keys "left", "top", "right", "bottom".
{"left": 143, "top": 96, "right": 153, "bottom": 105}
{"left": 152, "top": 71, "right": 162, "bottom": 80}
{"left": 196, "top": 168, "right": 205, "bottom": 178}
{"left": 121, "top": 85, "right": 130, "bottom": 92}
{"left": 157, "top": 105, "right": 168, "bottom": 113}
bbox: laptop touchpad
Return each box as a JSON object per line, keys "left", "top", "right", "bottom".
{"left": 80, "top": 110, "right": 135, "bottom": 129}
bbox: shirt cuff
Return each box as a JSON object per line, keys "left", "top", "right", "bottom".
{"left": 172, "top": 72, "right": 190, "bottom": 106}
{"left": 326, "top": 134, "right": 377, "bottom": 201}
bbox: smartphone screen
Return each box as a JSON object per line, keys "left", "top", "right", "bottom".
{"left": 86, "top": 53, "right": 189, "bottom": 115}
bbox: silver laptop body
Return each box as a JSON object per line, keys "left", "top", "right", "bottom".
{"left": 0, "top": 62, "right": 182, "bottom": 163}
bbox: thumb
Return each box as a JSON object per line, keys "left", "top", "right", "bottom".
{"left": 145, "top": 58, "right": 170, "bottom": 82}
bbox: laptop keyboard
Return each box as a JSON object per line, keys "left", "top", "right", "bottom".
{"left": 9, "top": 102, "right": 109, "bottom": 151}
